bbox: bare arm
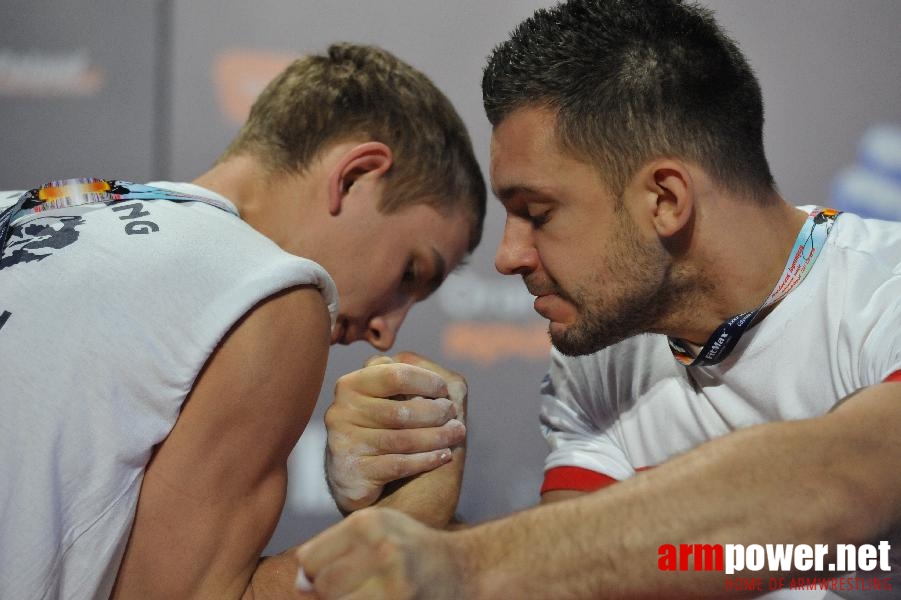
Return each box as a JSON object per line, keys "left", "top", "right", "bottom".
{"left": 296, "top": 382, "right": 901, "bottom": 599}
{"left": 540, "top": 489, "right": 586, "bottom": 504}
{"left": 112, "top": 285, "right": 330, "bottom": 599}
{"left": 458, "top": 381, "right": 901, "bottom": 598}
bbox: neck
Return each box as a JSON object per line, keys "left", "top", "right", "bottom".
{"left": 665, "top": 197, "right": 809, "bottom": 346}
{"left": 192, "top": 155, "right": 270, "bottom": 222}
{"left": 191, "top": 155, "right": 321, "bottom": 255}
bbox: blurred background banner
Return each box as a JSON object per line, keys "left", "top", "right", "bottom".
{"left": 2, "top": 0, "right": 899, "bottom": 553}
{"left": 832, "top": 124, "right": 901, "bottom": 220}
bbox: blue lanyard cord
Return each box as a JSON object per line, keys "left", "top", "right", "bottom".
{"left": 0, "top": 178, "right": 236, "bottom": 257}
{"left": 668, "top": 207, "right": 842, "bottom": 367}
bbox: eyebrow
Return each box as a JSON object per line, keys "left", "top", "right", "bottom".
{"left": 493, "top": 184, "right": 545, "bottom": 203}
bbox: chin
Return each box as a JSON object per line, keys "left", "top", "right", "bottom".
{"left": 549, "top": 321, "right": 634, "bottom": 357}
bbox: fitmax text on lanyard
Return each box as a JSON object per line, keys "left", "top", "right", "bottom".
{"left": 668, "top": 207, "right": 842, "bottom": 367}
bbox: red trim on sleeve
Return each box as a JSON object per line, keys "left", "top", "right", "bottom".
{"left": 541, "top": 465, "right": 657, "bottom": 495}
{"left": 884, "top": 370, "right": 901, "bottom": 383}
{"left": 541, "top": 466, "right": 620, "bottom": 494}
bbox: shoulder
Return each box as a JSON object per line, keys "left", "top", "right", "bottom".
{"left": 208, "top": 284, "right": 331, "bottom": 413}
{"left": 828, "top": 212, "right": 901, "bottom": 275}
{"left": 86, "top": 192, "right": 340, "bottom": 325}
{"left": 823, "top": 214, "right": 901, "bottom": 321}
{"left": 810, "top": 213, "right": 901, "bottom": 384}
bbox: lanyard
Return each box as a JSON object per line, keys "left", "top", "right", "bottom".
{"left": 668, "top": 207, "right": 842, "bottom": 367}
{"left": 0, "top": 177, "right": 237, "bottom": 257}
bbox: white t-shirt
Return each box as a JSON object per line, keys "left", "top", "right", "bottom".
{"left": 0, "top": 181, "right": 337, "bottom": 599}
{"left": 540, "top": 210, "right": 901, "bottom": 599}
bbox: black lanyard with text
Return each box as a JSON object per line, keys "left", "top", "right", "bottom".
{"left": 668, "top": 207, "right": 842, "bottom": 367}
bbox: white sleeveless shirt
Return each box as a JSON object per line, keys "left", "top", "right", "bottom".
{"left": 0, "top": 182, "right": 337, "bottom": 599}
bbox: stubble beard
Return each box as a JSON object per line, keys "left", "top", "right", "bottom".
{"left": 550, "top": 212, "right": 692, "bottom": 357}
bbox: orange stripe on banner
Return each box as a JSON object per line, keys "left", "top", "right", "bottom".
{"left": 540, "top": 465, "right": 657, "bottom": 494}
{"left": 884, "top": 370, "right": 901, "bottom": 383}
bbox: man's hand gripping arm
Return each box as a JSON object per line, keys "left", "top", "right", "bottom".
{"left": 324, "top": 352, "right": 468, "bottom": 528}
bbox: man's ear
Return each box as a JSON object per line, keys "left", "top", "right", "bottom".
{"left": 327, "top": 142, "right": 394, "bottom": 216}
{"left": 634, "top": 159, "right": 694, "bottom": 239}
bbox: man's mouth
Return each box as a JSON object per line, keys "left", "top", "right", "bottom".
{"left": 525, "top": 276, "right": 565, "bottom": 302}
{"left": 533, "top": 294, "right": 559, "bottom": 316}
{"left": 524, "top": 279, "right": 557, "bottom": 299}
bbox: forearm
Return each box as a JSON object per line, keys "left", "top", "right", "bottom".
{"left": 375, "top": 444, "right": 466, "bottom": 528}
{"left": 454, "top": 403, "right": 898, "bottom": 599}
{"left": 241, "top": 553, "right": 300, "bottom": 600}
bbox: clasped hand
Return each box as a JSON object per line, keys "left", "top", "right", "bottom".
{"left": 324, "top": 351, "right": 468, "bottom": 517}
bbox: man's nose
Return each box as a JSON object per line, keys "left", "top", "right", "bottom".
{"left": 364, "top": 298, "right": 415, "bottom": 351}
{"left": 495, "top": 217, "right": 538, "bottom": 276}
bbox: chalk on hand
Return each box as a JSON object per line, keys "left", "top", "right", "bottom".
{"left": 295, "top": 567, "right": 313, "bottom": 592}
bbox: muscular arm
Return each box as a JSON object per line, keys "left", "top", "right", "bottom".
{"left": 540, "top": 489, "right": 586, "bottom": 504}
{"left": 112, "top": 285, "right": 330, "bottom": 599}
{"left": 296, "top": 382, "right": 901, "bottom": 599}
{"left": 453, "top": 381, "right": 901, "bottom": 598}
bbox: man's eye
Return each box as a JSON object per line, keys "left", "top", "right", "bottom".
{"left": 402, "top": 260, "right": 417, "bottom": 283}
{"left": 528, "top": 211, "right": 550, "bottom": 228}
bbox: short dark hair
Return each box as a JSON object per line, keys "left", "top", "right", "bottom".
{"left": 222, "top": 43, "right": 486, "bottom": 251}
{"left": 482, "top": 0, "right": 775, "bottom": 202}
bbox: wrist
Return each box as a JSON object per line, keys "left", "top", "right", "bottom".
{"left": 445, "top": 526, "right": 496, "bottom": 600}
{"left": 379, "top": 454, "right": 464, "bottom": 528}
{"left": 444, "top": 528, "right": 483, "bottom": 599}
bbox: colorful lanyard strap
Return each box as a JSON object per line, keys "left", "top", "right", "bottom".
{"left": 0, "top": 177, "right": 236, "bottom": 257}
{"left": 668, "top": 207, "right": 842, "bottom": 367}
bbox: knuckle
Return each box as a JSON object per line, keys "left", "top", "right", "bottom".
{"left": 323, "top": 405, "right": 341, "bottom": 427}
{"left": 375, "top": 537, "right": 399, "bottom": 562}
{"left": 390, "top": 455, "right": 410, "bottom": 478}
{"left": 447, "top": 379, "right": 468, "bottom": 401}
{"left": 386, "top": 365, "right": 409, "bottom": 390}
{"left": 325, "top": 434, "right": 341, "bottom": 455}
{"left": 449, "top": 375, "right": 467, "bottom": 390}
{"left": 388, "top": 403, "right": 413, "bottom": 427}
{"left": 326, "top": 432, "right": 357, "bottom": 459}
{"left": 442, "top": 429, "right": 460, "bottom": 447}
{"left": 348, "top": 508, "right": 376, "bottom": 530}
{"left": 393, "top": 350, "right": 419, "bottom": 364}
{"left": 333, "top": 372, "right": 353, "bottom": 393}
{"left": 389, "top": 431, "right": 415, "bottom": 453}
{"left": 325, "top": 397, "right": 352, "bottom": 422}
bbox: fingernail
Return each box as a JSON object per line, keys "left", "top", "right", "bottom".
{"left": 440, "top": 449, "right": 452, "bottom": 462}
